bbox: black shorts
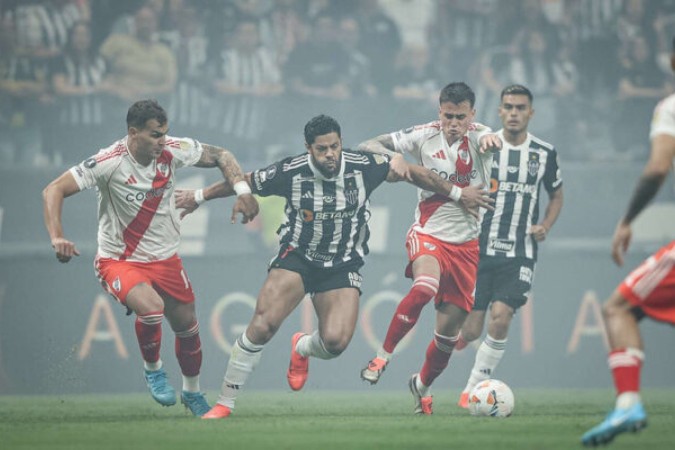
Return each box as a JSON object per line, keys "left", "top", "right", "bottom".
{"left": 473, "top": 256, "right": 536, "bottom": 311}
{"left": 269, "top": 248, "right": 364, "bottom": 295}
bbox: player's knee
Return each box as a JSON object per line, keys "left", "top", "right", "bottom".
{"left": 131, "top": 297, "right": 164, "bottom": 316}
{"left": 602, "top": 293, "right": 631, "bottom": 321}
{"left": 490, "top": 314, "right": 512, "bottom": 334}
{"left": 248, "top": 313, "right": 279, "bottom": 344}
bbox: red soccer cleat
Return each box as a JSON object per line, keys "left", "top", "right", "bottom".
{"left": 458, "top": 392, "right": 470, "bottom": 409}
{"left": 287, "top": 332, "right": 309, "bottom": 391}
{"left": 201, "top": 403, "right": 232, "bottom": 419}
{"left": 408, "top": 374, "right": 433, "bottom": 415}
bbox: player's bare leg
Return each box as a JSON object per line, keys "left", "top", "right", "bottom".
{"left": 164, "top": 297, "right": 209, "bottom": 416}
{"left": 459, "top": 302, "right": 512, "bottom": 408}
{"left": 204, "top": 269, "right": 305, "bottom": 419}
{"left": 289, "top": 288, "right": 359, "bottom": 390}
{"left": 126, "top": 283, "right": 176, "bottom": 407}
{"left": 582, "top": 291, "right": 646, "bottom": 446}
{"left": 454, "top": 309, "right": 486, "bottom": 351}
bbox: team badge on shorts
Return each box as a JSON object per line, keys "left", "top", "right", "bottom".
{"left": 112, "top": 276, "right": 122, "bottom": 292}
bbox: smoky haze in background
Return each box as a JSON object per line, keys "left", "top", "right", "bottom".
{"left": 0, "top": 0, "right": 673, "bottom": 394}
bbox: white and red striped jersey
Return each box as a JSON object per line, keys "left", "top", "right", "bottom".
{"left": 69, "top": 136, "right": 203, "bottom": 262}
{"left": 650, "top": 92, "right": 675, "bottom": 190}
{"left": 391, "top": 121, "right": 494, "bottom": 243}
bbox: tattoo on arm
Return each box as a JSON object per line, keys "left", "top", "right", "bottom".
{"left": 357, "top": 134, "right": 398, "bottom": 157}
{"left": 198, "top": 143, "right": 246, "bottom": 185}
{"left": 623, "top": 173, "right": 665, "bottom": 224}
{"left": 407, "top": 165, "right": 451, "bottom": 196}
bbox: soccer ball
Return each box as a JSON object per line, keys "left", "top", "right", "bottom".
{"left": 467, "top": 379, "right": 514, "bottom": 418}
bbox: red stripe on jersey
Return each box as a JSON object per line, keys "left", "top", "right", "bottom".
{"left": 164, "top": 139, "right": 181, "bottom": 149}
{"left": 418, "top": 194, "right": 451, "bottom": 227}
{"left": 455, "top": 137, "right": 473, "bottom": 188}
{"left": 96, "top": 142, "right": 127, "bottom": 163}
{"left": 119, "top": 151, "right": 174, "bottom": 260}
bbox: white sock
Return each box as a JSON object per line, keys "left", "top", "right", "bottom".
{"left": 296, "top": 331, "right": 339, "bottom": 360}
{"left": 182, "top": 375, "right": 200, "bottom": 393}
{"left": 616, "top": 392, "right": 641, "bottom": 410}
{"left": 415, "top": 375, "right": 430, "bottom": 397}
{"left": 462, "top": 335, "right": 507, "bottom": 393}
{"left": 144, "top": 359, "right": 162, "bottom": 372}
{"left": 377, "top": 348, "right": 392, "bottom": 361}
{"left": 216, "top": 334, "right": 263, "bottom": 409}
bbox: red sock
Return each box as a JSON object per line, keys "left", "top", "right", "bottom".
{"left": 609, "top": 348, "right": 644, "bottom": 395}
{"left": 419, "top": 332, "right": 457, "bottom": 387}
{"left": 382, "top": 277, "right": 438, "bottom": 354}
{"left": 175, "top": 322, "right": 202, "bottom": 377}
{"left": 135, "top": 311, "right": 163, "bottom": 364}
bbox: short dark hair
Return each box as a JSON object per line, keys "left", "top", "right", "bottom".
{"left": 439, "top": 82, "right": 475, "bottom": 107}
{"left": 304, "top": 114, "right": 341, "bottom": 145}
{"left": 126, "top": 99, "right": 167, "bottom": 130}
{"left": 500, "top": 84, "right": 533, "bottom": 103}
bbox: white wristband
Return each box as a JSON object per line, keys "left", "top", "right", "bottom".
{"left": 449, "top": 185, "right": 463, "bottom": 202}
{"left": 194, "top": 188, "right": 205, "bottom": 205}
{"left": 233, "top": 180, "right": 252, "bottom": 196}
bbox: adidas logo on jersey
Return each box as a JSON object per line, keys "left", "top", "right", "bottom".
{"left": 125, "top": 175, "right": 137, "bottom": 185}
{"left": 301, "top": 191, "right": 314, "bottom": 199}
{"left": 431, "top": 150, "right": 446, "bottom": 160}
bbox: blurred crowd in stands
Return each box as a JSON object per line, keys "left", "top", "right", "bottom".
{"left": 0, "top": 0, "right": 673, "bottom": 168}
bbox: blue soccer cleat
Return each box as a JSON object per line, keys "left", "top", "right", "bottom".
{"left": 181, "top": 391, "right": 210, "bottom": 417}
{"left": 581, "top": 403, "right": 647, "bottom": 446}
{"left": 144, "top": 368, "right": 177, "bottom": 406}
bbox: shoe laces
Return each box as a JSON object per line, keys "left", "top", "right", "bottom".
{"left": 146, "top": 370, "right": 169, "bottom": 390}
{"left": 368, "top": 358, "right": 387, "bottom": 371}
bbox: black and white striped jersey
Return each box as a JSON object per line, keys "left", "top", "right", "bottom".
{"left": 51, "top": 55, "right": 106, "bottom": 126}
{"left": 251, "top": 150, "right": 391, "bottom": 268}
{"left": 479, "top": 130, "right": 563, "bottom": 260}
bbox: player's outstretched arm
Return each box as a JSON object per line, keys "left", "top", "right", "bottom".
{"left": 42, "top": 171, "right": 81, "bottom": 263}
{"left": 194, "top": 144, "right": 259, "bottom": 224}
{"left": 175, "top": 173, "right": 257, "bottom": 222}
{"left": 394, "top": 164, "right": 494, "bottom": 219}
{"left": 358, "top": 134, "right": 411, "bottom": 181}
{"left": 612, "top": 133, "right": 675, "bottom": 266}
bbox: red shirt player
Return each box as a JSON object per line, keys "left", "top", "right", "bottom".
{"left": 42, "top": 99, "right": 258, "bottom": 416}
{"left": 581, "top": 40, "right": 675, "bottom": 447}
{"left": 358, "top": 82, "right": 501, "bottom": 415}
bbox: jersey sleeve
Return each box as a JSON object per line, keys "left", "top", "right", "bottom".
{"left": 650, "top": 95, "right": 675, "bottom": 139}
{"left": 468, "top": 122, "right": 493, "bottom": 149}
{"left": 543, "top": 148, "right": 563, "bottom": 193}
{"left": 68, "top": 152, "right": 117, "bottom": 191}
{"left": 250, "top": 160, "right": 287, "bottom": 197}
{"left": 164, "top": 136, "right": 203, "bottom": 168}
{"left": 360, "top": 152, "right": 391, "bottom": 195}
{"left": 390, "top": 121, "right": 440, "bottom": 161}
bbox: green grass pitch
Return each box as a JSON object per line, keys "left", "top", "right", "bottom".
{"left": 2, "top": 389, "right": 674, "bottom": 449}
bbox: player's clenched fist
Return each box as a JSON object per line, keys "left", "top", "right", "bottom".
{"left": 51, "top": 237, "right": 80, "bottom": 263}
